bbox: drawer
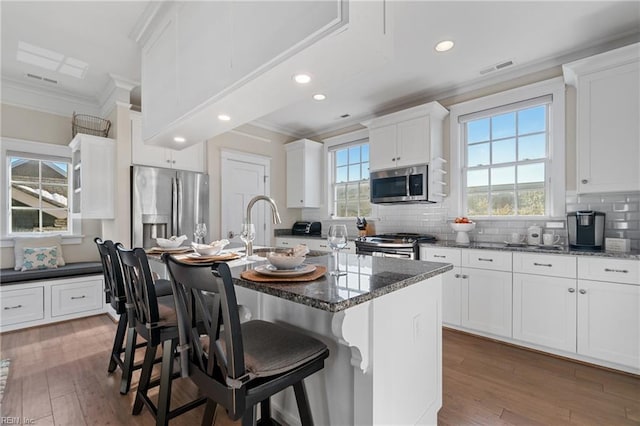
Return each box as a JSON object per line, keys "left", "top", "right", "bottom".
{"left": 420, "top": 247, "right": 461, "bottom": 267}
{"left": 462, "top": 250, "right": 512, "bottom": 271}
{"left": 578, "top": 257, "right": 640, "bottom": 285}
{"left": 1, "top": 287, "right": 44, "bottom": 326}
{"left": 513, "top": 252, "right": 576, "bottom": 278}
{"left": 51, "top": 278, "right": 103, "bottom": 317}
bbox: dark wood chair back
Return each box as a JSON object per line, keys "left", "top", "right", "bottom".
{"left": 117, "top": 245, "right": 163, "bottom": 343}
{"left": 94, "top": 238, "right": 127, "bottom": 313}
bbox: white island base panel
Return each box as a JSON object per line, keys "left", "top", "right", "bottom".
{"left": 236, "top": 275, "right": 443, "bottom": 426}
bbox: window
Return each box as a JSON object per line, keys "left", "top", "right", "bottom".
{"left": 8, "top": 153, "right": 70, "bottom": 234}
{"left": 449, "top": 78, "right": 566, "bottom": 218}
{"left": 330, "top": 142, "right": 371, "bottom": 218}
{"left": 464, "top": 100, "right": 549, "bottom": 216}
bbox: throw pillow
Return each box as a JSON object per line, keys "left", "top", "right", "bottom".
{"left": 21, "top": 246, "right": 59, "bottom": 271}
{"left": 14, "top": 235, "right": 66, "bottom": 271}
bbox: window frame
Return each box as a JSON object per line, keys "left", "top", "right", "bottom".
{"left": 1, "top": 138, "right": 81, "bottom": 245}
{"left": 323, "top": 129, "right": 374, "bottom": 220}
{"left": 449, "top": 77, "right": 566, "bottom": 220}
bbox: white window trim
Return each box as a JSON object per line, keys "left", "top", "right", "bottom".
{"left": 323, "top": 129, "right": 376, "bottom": 220}
{"left": 1, "top": 138, "right": 82, "bottom": 246}
{"left": 448, "top": 77, "right": 566, "bottom": 219}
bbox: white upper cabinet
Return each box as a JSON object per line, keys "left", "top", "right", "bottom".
{"left": 69, "top": 134, "right": 115, "bottom": 219}
{"left": 130, "top": 112, "right": 205, "bottom": 173}
{"left": 285, "top": 139, "right": 323, "bottom": 208}
{"left": 365, "top": 102, "right": 448, "bottom": 171}
{"left": 563, "top": 43, "right": 640, "bottom": 194}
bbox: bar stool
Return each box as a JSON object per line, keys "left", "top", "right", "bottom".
{"left": 163, "top": 254, "right": 329, "bottom": 426}
{"left": 94, "top": 238, "right": 173, "bottom": 395}
{"left": 117, "top": 245, "right": 205, "bottom": 426}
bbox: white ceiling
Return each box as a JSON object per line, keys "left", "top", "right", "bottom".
{"left": 2, "top": 1, "right": 639, "bottom": 139}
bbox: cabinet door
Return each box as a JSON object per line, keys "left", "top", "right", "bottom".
{"left": 131, "top": 114, "right": 170, "bottom": 168}
{"left": 577, "top": 61, "right": 640, "bottom": 193}
{"left": 461, "top": 268, "right": 512, "bottom": 338}
{"left": 1, "top": 287, "right": 44, "bottom": 326}
{"left": 170, "top": 143, "right": 205, "bottom": 172}
{"left": 396, "top": 116, "right": 429, "bottom": 167}
{"left": 577, "top": 280, "right": 640, "bottom": 369}
{"left": 286, "top": 146, "right": 305, "bottom": 208}
{"left": 442, "top": 267, "right": 462, "bottom": 326}
{"left": 513, "top": 273, "right": 577, "bottom": 352}
{"left": 369, "top": 125, "right": 397, "bottom": 171}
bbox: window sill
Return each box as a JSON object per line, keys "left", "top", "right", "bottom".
{"left": 0, "top": 235, "right": 85, "bottom": 248}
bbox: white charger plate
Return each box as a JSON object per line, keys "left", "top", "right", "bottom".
{"left": 254, "top": 264, "right": 316, "bottom": 277}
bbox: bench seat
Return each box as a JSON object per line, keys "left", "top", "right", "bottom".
{"left": 0, "top": 262, "right": 103, "bottom": 285}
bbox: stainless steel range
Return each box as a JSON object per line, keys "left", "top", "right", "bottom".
{"left": 355, "top": 233, "right": 436, "bottom": 259}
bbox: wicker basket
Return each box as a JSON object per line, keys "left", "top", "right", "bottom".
{"left": 72, "top": 112, "right": 111, "bottom": 138}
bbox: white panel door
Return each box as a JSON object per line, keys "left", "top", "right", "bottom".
{"left": 442, "top": 267, "right": 462, "bottom": 326}
{"left": 221, "top": 157, "right": 268, "bottom": 247}
{"left": 461, "top": 268, "right": 512, "bottom": 338}
{"left": 577, "top": 280, "right": 640, "bottom": 369}
{"left": 286, "top": 145, "right": 305, "bottom": 208}
{"left": 513, "top": 273, "right": 577, "bottom": 352}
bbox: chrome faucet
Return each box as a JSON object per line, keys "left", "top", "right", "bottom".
{"left": 245, "top": 195, "right": 282, "bottom": 256}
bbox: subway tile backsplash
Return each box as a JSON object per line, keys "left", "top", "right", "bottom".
{"left": 300, "top": 191, "right": 640, "bottom": 250}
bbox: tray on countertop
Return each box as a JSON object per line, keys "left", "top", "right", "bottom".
{"left": 174, "top": 252, "right": 241, "bottom": 263}
{"left": 241, "top": 265, "right": 326, "bottom": 283}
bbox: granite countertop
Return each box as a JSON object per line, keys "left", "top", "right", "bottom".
{"left": 420, "top": 241, "right": 640, "bottom": 260}
{"left": 229, "top": 253, "right": 452, "bottom": 313}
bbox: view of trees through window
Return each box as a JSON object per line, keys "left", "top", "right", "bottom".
{"left": 465, "top": 104, "right": 548, "bottom": 216}
{"left": 333, "top": 143, "right": 371, "bottom": 217}
{"left": 10, "top": 156, "right": 69, "bottom": 233}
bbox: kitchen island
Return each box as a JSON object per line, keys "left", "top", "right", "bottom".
{"left": 228, "top": 253, "right": 452, "bottom": 426}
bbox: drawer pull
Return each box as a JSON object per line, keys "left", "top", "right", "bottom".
{"left": 70, "top": 295, "right": 86, "bottom": 300}
{"left": 604, "top": 268, "right": 629, "bottom": 274}
{"left": 568, "top": 288, "right": 575, "bottom": 293}
{"left": 433, "top": 255, "right": 446, "bottom": 258}
{"left": 533, "top": 262, "right": 553, "bottom": 267}
{"left": 478, "top": 258, "right": 493, "bottom": 262}
{"left": 4, "top": 304, "right": 23, "bottom": 310}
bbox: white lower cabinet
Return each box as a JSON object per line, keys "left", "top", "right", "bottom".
{"left": 577, "top": 279, "right": 640, "bottom": 369}
{"left": 1, "top": 287, "right": 44, "bottom": 326}
{"left": 513, "top": 273, "right": 577, "bottom": 352}
{"left": 51, "top": 278, "right": 103, "bottom": 317}
{"left": 0, "top": 275, "right": 105, "bottom": 332}
{"left": 461, "top": 267, "right": 512, "bottom": 338}
{"left": 420, "top": 247, "right": 462, "bottom": 326}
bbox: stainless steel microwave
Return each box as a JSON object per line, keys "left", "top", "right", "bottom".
{"left": 370, "top": 165, "right": 432, "bottom": 204}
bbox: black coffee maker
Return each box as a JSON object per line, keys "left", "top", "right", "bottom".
{"left": 567, "top": 211, "right": 605, "bottom": 251}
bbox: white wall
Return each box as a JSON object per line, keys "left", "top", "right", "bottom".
{"left": 206, "top": 124, "right": 301, "bottom": 242}
{"left": 0, "top": 104, "right": 102, "bottom": 269}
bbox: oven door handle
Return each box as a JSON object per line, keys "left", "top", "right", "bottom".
{"left": 372, "top": 251, "right": 413, "bottom": 259}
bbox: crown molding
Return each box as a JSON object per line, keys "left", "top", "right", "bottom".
{"left": 1, "top": 77, "right": 100, "bottom": 117}
{"left": 98, "top": 74, "right": 140, "bottom": 117}
{"left": 129, "top": 1, "right": 172, "bottom": 45}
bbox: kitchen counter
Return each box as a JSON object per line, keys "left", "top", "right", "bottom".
{"left": 421, "top": 240, "right": 640, "bottom": 260}
{"left": 229, "top": 252, "right": 452, "bottom": 312}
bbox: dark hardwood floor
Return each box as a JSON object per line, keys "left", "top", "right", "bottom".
{"left": 1, "top": 315, "right": 638, "bottom": 425}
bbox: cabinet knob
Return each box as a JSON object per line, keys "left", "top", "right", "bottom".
{"left": 568, "top": 288, "right": 575, "bottom": 293}
{"left": 300, "top": 199, "right": 304, "bottom": 203}
{"left": 172, "top": 160, "right": 176, "bottom": 164}
{"left": 396, "top": 157, "right": 400, "bottom": 161}
{"left": 581, "top": 179, "right": 588, "bottom": 184}
{"left": 454, "top": 273, "right": 461, "bottom": 278}
{"left": 579, "top": 289, "right": 587, "bottom": 295}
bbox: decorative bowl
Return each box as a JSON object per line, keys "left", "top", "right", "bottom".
{"left": 156, "top": 235, "right": 187, "bottom": 248}
{"left": 266, "top": 252, "right": 306, "bottom": 270}
{"left": 449, "top": 222, "right": 476, "bottom": 232}
{"left": 192, "top": 239, "right": 229, "bottom": 256}
{"left": 449, "top": 222, "right": 476, "bottom": 244}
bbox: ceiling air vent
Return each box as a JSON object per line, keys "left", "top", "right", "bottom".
{"left": 25, "top": 72, "right": 58, "bottom": 84}
{"left": 479, "top": 60, "right": 515, "bottom": 75}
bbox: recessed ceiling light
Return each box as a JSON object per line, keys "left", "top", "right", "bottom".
{"left": 173, "top": 136, "right": 186, "bottom": 143}
{"left": 435, "top": 40, "right": 455, "bottom": 52}
{"left": 293, "top": 73, "right": 312, "bottom": 84}
{"left": 218, "top": 114, "right": 231, "bottom": 121}
{"left": 313, "top": 93, "right": 326, "bottom": 101}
